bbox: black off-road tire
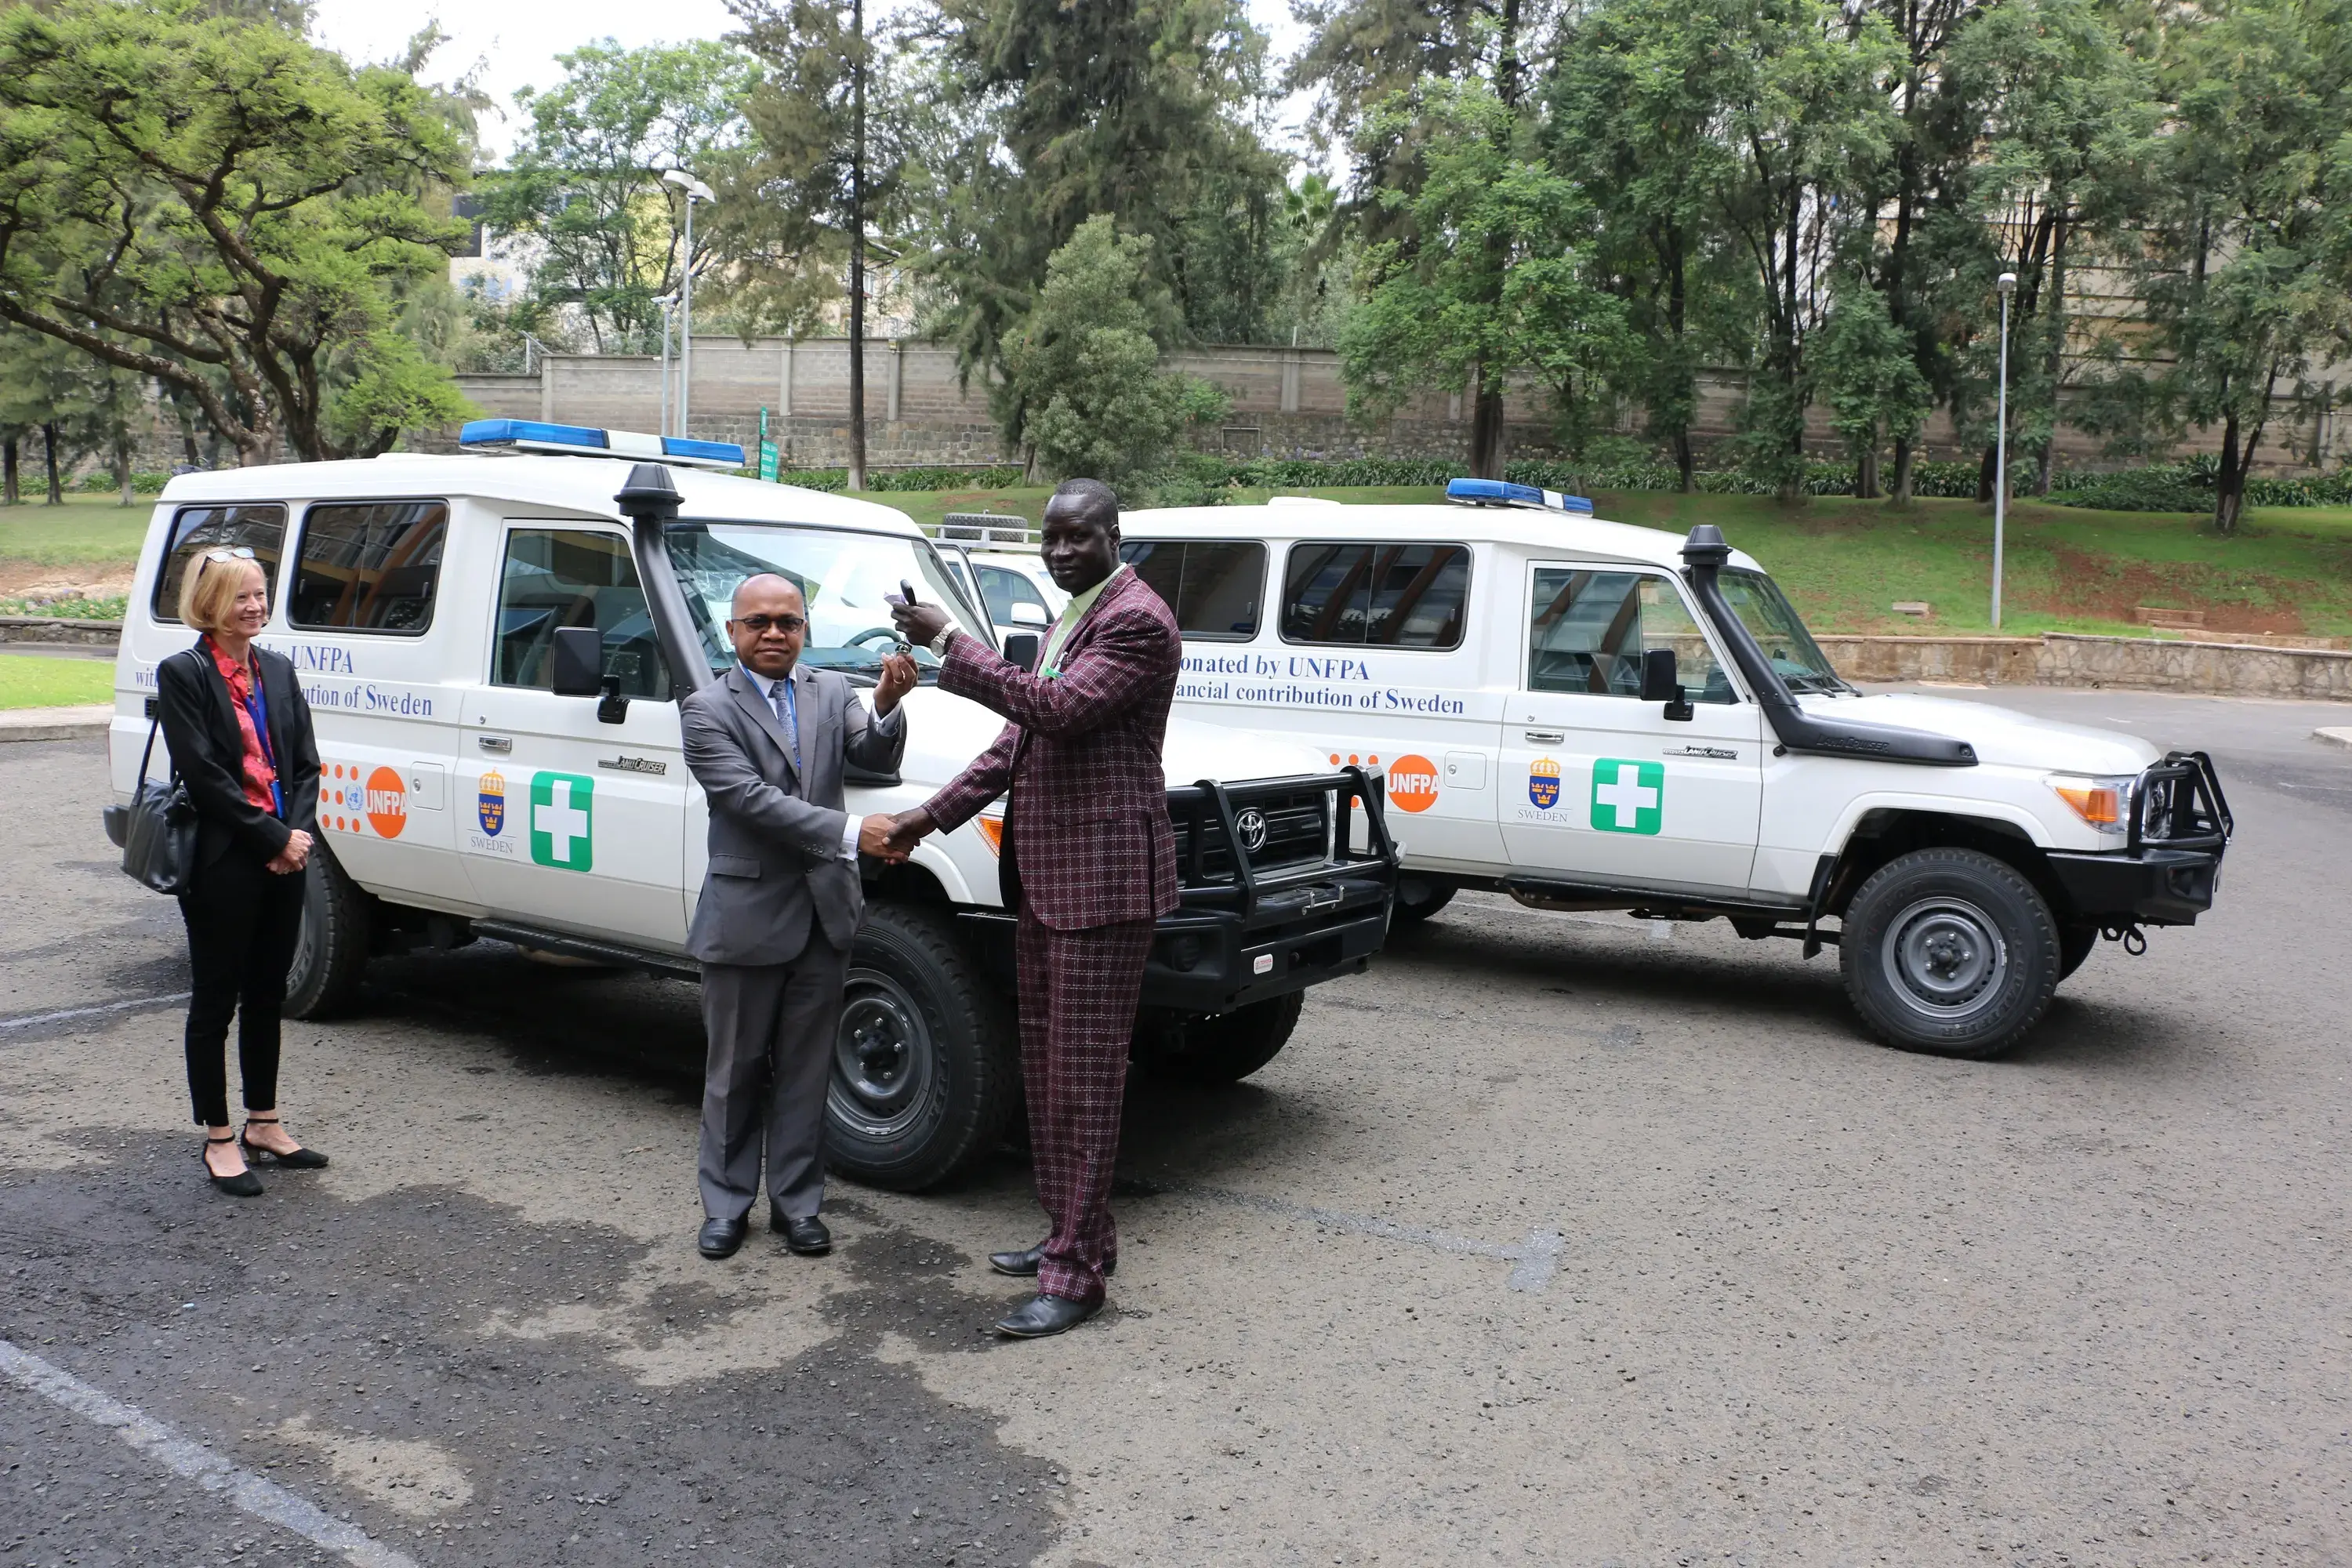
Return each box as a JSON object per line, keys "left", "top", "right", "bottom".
{"left": 1839, "top": 848, "right": 2060, "bottom": 1060}
{"left": 1154, "top": 992, "right": 1304, "bottom": 1086}
{"left": 1390, "top": 877, "right": 1457, "bottom": 929}
{"left": 2057, "top": 920, "right": 2100, "bottom": 982}
{"left": 826, "top": 901, "right": 1018, "bottom": 1191}
{"left": 284, "top": 842, "right": 371, "bottom": 1021}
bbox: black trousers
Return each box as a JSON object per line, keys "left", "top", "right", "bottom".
{"left": 179, "top": 849, "right": 305, "bottom": 1127}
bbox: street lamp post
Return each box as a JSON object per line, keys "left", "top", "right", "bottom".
{"left": 1993, "top": 270, "right": 2017, "bottom": 631}
{"left": 662, "top": 169, "right": 715, "bottom": 437}
{"left": 654, "top": 293, "right": 678, "bottom": 437}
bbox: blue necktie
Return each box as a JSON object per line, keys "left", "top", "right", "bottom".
{"left": 771, "top": 679, "right": 800, "bottom": 771}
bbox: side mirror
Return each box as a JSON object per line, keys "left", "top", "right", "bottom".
{"left": 551, "top": 626, "right": 604, "bottom": 698}
{"left": 1002, "top": 630, "right": 1042, "bottom": 673}
{"left": 1010, "top": 601, "right": 1052, "bottom": 630}
{"left": 1641, "top": 647, "right": 1693, "bottom": 721}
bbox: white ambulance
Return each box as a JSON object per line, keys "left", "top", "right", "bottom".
{"left": 107, "top": 423, "right": 1398, "bottom": 1188}
{"left": 1119, "top": 481, "right": 2232, "bottom": 1058}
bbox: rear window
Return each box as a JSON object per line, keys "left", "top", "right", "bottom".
{"left": 288, "top": 501, "right": 448, "bottom": 633}
{"left": 1280, "top": 542, "right": 1469, "bottom": 648}
{"left": 151, "top": 504, "right": 289, "bottom": 623}
{"left": 1121, "top": 540, "right": 1265, "bottom": 640}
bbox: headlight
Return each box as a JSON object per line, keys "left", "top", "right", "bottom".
{"left": 2049, "top": 774, "right": 2136, "bottom": 835}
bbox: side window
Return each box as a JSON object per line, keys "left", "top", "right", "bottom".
{"left": 289, "top": 501, "right": 447, "bottom": 633}
{"left": 1526, "top": 568, "right": 1735, "bottom": 701}
{"left": 493, "top": 528, "right": 670, "bottom": 699}
{"left": 976, "top": 565, "right": 1051, "bottom": 625}
{"left": 1281, "top": 543, "right": 1468, "bottom": 648}
{"left": 152, "top": 504, "right": 288, "bottom": 623}
{"left": 1121, "top": 541, "right": 1265, "bottom": 639}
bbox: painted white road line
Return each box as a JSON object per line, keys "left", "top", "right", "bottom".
{"left": 0, "top": 993, "right": 191, "bottom": 1032}
{"left": 0, "top": 1338, "right": 420, "bottom": 1568}
{"left": 1181, "top": 1186, "right": 1566, "bottom": 1294}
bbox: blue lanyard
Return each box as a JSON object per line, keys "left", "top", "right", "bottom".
{"left": 223, "top": 641, "right": 285, "bottom": 818}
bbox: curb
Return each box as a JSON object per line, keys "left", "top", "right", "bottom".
{"left": 2315, "top": 728, "right": 2352, "bottom": 751}
{"left": 0, "top": 705, "right": 113, "bottom": 742}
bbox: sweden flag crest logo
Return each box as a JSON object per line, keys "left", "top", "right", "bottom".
{"left": 478, "top": 770, "right": 506, "bottom": 837}
{"left": 1528, "top": 757, "right": 1562, "bottom": 809}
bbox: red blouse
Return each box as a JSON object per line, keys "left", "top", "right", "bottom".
{"left": 208, "top": 640, "right": 279, "bottom": 815}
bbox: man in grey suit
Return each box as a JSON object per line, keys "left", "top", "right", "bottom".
{"left": 682, "top": 572, "right": 915, "bottom": 1260}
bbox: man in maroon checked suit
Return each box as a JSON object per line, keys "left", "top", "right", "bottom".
{"left": 886, "top": 477, "right": 1181, "bottom": 1338}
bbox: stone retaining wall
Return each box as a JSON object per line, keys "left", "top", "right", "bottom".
{"left": 1821, "top": 631, "right": 2352, "bottom": 702}
{"left": 0, "top": 617, "right": 125, "bottom": 648}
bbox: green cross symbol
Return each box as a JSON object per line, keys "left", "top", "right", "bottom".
{"left": 529, "top": 771, "right": 596, "bottom": 871}
{"left": 1589, "top": 759, "right": 1664, "bottom": 835}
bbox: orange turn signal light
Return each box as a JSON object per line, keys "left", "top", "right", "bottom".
{"left": 975, "top": 816, "right": 1004, "bottom": 855}
{"left": 2053, "top": 784, "right": 2122, "bottom": 826}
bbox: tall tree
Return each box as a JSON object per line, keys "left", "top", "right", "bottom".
{"left": 2093, "top": 0, "right": 2351, "bottom": 532}
{"left": 918, "top": 0, "right": 1280, "bottom": 401}
{"left": 1945, "top": 0, "right": 2157, "bottom": 497}
{"left": 1341, "top": 80, "right": 1628, "bottom": 476}
{"left": 477, "top": 41, "right": 755, "bottom": 355}
{"left": 1547, "top": 0, "right": 1756, "bottom": 489}
{"left": 0, "top": 0, "right": 476, "bottom": 464}
{"left": 1295, "top": 0, "right": 1559, "bottom": 470}
{"left": 1701, "top": 0, "right": 1902, "bottom": 499}
{"left": 724, "top": 0, "right": 920, "bottom": 489}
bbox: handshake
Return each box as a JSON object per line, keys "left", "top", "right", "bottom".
{"left": 855, "top": 807, "right": 938, "bottom": 864}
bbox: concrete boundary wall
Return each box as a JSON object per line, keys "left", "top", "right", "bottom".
{"left": 1821, "top": 633, "right": 2352, "bottom": 702}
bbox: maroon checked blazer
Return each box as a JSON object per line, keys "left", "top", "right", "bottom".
{"left": 922, "top": 568, "right": 1183, "bottom": 931}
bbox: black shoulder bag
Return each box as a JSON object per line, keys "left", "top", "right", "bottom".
{"left": 103, "top": 713, "right": 199, "bottom": 895}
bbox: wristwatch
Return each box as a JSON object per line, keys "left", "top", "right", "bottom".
{"left": 928, "top": 626, "right": 956, "bottom": 657}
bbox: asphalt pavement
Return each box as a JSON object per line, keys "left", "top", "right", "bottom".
{"left": 2, "top": 686, "right": 2347, "bottom": 1566}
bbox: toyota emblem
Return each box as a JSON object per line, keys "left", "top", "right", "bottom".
{"left": 1235, "top": 808, "right": 1269, "bottom": 854}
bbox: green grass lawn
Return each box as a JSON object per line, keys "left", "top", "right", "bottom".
{"left": 0, "top": 495, "right": 154, "bottom": 568}
{"left": 0, "top": 655, "right": 114, "bottom": 709}
{"left": 9, "top": 477, "right": 2347, "bottom": 638}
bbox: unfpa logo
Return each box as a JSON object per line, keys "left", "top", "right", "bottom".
{"left": 1528, "top": 757, "right": 1561, "bottom": 810}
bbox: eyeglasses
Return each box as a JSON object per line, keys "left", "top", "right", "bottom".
{"left": 732, "top": 614, "right": 806, "bottom": 634}
{"left": 201, "top": 546, "right": 258, "bottom": 564}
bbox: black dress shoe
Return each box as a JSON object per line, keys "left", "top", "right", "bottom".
{"left": 697, "top": 1215, "right": 749, "bottom": 1259}
{"left": 993, "top": 1293, "right": 1102, "bottom": 1339}
{"left": 987, "top": 1242, "right": 1115, "bottom": 1278}
{"left": 198, "top": 1136, "right": 263, "bottom": 1198}
{"left": 775, "top": 1214, "right": 830, "bottom": 1256}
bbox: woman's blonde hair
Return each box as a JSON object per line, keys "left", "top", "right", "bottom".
{"left": 178, "top": 552, "right": 268, "bottom": 633}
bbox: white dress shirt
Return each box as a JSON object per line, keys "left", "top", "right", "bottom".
{"left": 742, "top": 665, "right": 903, "bottom": 859}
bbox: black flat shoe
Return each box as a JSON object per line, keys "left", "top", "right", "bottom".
{"left": 987, "top": 1242, "right": 1115, "bottom": 1278}
{"left": 240, "top": 1116, "right": 328, "bottom": 1169}
{"left": 993, "top": 1293, "right": 1102, "bottom": 1339}
{"left": 199, "top": 1135, "right": 263, "bottom": 1198}
{"left": 698, "top": 1215, "right": 749, "bottom": 1259}
{"left": 775, "top": 1214, "right": 830, "bottom": 1256}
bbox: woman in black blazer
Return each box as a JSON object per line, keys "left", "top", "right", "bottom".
{"left": 156, "top": 548, "right": 328, "bottom": 1196}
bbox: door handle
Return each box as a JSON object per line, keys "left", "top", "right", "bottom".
{"left": 477, "top": 735, "right": 513, "bottom": 753}
{"left": 1523, "top": 729, "right": 1566, "bottom": 744}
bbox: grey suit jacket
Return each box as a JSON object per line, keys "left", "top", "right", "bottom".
{"left": 682, "top": 662, "right": 908, "bottom": 967}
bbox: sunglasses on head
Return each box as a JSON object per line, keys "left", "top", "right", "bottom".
{"left": 733, "top": 613, "right": 805, "bottom": 634}
{"left": 202, "top": 546, "right": 258, "bottom": 564}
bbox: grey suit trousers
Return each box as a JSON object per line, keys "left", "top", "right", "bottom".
{"left": 697, "top": 937, "right": 848, "bottom": 1223}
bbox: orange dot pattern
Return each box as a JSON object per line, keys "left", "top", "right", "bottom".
{"left": 1326, "top": 753, "right": 1380, "bottom": 766}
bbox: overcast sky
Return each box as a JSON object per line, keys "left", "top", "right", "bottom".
{"left": 308, "top": 0, "right": 1318, "bottom": 165}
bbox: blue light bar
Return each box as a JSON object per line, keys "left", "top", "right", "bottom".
{"left": 459, "top": 419, "right": 746, "bottom": 470}
{"left": 1445, "top": 476, "right": 1595, "bottom": 515}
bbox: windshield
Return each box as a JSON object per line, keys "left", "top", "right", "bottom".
{"left": 1719, "top": 569, "right": 1849, "bottom": 695}
{"left": 663, "top": 521, "right": 991, "bottom": 679}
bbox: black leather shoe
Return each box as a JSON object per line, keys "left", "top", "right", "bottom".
{"left": 776, "top": 1214, "right": 830, "bottom": 1256}
{"left": 697, "top": 1215, "right": 749, "bottom": 1259}
{"left": 993, "top": 1293, "right": 1102, "bottom": 1339}
{"left": 988, "top": 1243, "right": 1115, "bottom": 1279}
{"left": 199, "top": 1136, "right": 262, "bottom": 1198}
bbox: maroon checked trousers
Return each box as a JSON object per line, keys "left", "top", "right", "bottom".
{"left": 1015, "top": 911, "right": 1156, "bottom": 1306}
